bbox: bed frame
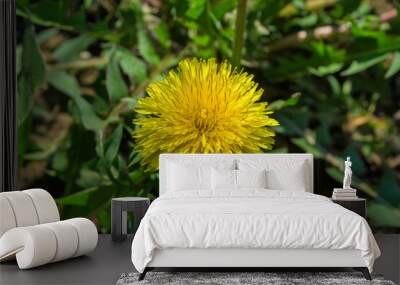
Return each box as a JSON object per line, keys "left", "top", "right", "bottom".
{"left": 139, "top": 154, "right": 371, "bottom": 280}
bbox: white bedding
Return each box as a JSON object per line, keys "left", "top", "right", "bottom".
{"left": 131, "top": 190, "right": 380, "bottom": 273}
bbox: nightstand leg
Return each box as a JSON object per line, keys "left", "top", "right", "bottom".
{"left": 354, "top": 267, "right": 371, "bottom": 280}
{"left": 111, "top": 202, "right": 123, "bottom": 241}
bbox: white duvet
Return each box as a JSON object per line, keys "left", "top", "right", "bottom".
{"left": 131, "top": 190, "right": 380, "bottom": 273}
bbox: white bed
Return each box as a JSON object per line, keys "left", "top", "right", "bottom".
{"left": 131, "top": 154, "right": 380, "bottom": 280}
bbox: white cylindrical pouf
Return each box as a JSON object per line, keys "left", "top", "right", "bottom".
{"left": 0, "top": 188, "right": 98, "bottom": 269}
{"left": 42, "top": 221, "right": 79, "bottom": 262}
{"left": 1, "top": 192, "right": 39, "bottom": 227}
{"left": 23, "top": 189, "right": 60, "bottom": 224}
{"left": 0, "top": 196, "right": 17, "bottom": 237}
{"left": 65, "top": 218, "right": 98, "bottom": 257}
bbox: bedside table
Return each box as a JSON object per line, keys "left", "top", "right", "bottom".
{"left": 111, "top": 197, "right": 150, "bottom": 242}
{"left": 331, "top": 198, "right": 366, "bottom": 218}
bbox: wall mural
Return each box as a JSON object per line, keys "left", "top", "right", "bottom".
{"left": 15, "top": 0, "right": 400, "bottom": 233}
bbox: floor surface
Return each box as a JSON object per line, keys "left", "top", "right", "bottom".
{"left": 0, "top": 235, "right": 135, "bottom": 285}
{"left": 0, "top": 234, "right": 398, "bottom": 285}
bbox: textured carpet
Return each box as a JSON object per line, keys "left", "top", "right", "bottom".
{"left": 116, "top": 272, "right": 396, "bottom": 285}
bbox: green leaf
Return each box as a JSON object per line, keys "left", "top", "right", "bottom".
{"left": 105, "top": 125, "right": 123, "bottom": 164}
{"left": 308, "top": 63, "right": 344, "bottom": 77}
{"left": 128, "top": 151, "right": 142, "bottom": 168}
{"left": 154, "top": 22, "right": 171, "bottom": 49}
{"left": 95, "top": 130, "right": 105, "bottom": 163}
{"left": 368, "top": 202, "right": 400, "bottom": 227}
{"left": 377, "top": 168, "right": 400, "bottom": 207}
{"left": 115, "top": 47, "right": 147, "bottom": 83}
{"left": 211, "top": 0, "right": 236, "bottom": 19}
{"left": 77, "top": 168, "right": 102, "bottom": 188}
{"left": 17, "top": 76, "right": 34, "bottom": 126}
{"left": 57, "top": 187, "right": 99, "bottom": 206}
{"left": 16, "top": 46, "right": 22, "bottom": 75}
{"left": 255, "top": 0, "right": 291, "bottom": 21}
{"left": 54, "top": 34, "right": 95, "bottom": 61}
{"left": 28, "top": 0, "right": 86, "bottom": 30}
{"left": 326, "top": 167, "right": 344, "bottom": 185}
{"left": 291, "top": 138, "right": 324, "bottom": 158}
{"left": 341, "top": 54, "right": 388, "bottom": 76}
{"left": 106, "top": 51, "right": 129, "bottom": 103}
{"left": 193, "top": 34, "right": 211, "bottom": 46}
{"left": 74, "top": 96, "right": 105, "bottom": 130}
{"left": 120, "top": 56, "right": 147, "bottom": 84}
{"left": 36, "top": 28, "right": 58, "bottom": 44}
{"left": 327, "top": 75, "right": 341, "bottom": 97}
{"left": 52, "top": 151, "right": 68, "bottom": 172}
{"left": 118, "top": 155, "right": 129, "bottom": 179}
{"left": 274, "top": 112, "right": 310, "bottom": 136}
{"left": 48, "top": 71, "right": 104, "bottom": 130}
{"left": 137, "top": 30, "right": 160, "bottom": 65}
{"left": 385, "top": 52, "right": 400, "bottom": 78}
{"left": 24, "top": 144, "right": 57, "bottom": 160}
{"left": 84, "top": 0, "right": 94, "bottom": 8}
{"left": 17, "top": 116, "right": 31, "bottom": 167}
{"left": 186, "top": 0, "right": 206, "bottom": 19}
{"left": 269, "top": 92, "right": 301, "bottom": 111}
{"left": 47, "top": 70, "right": 81, "bottom": 98}
{"left": 17, "top": 25, "right": 46, "bottom": 125}
{"left": 315, "top": 124, "right": 331, "bottom": 146}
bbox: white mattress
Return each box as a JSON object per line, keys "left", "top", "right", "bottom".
{"left": 131, "top": 190, "right": 380, "bottom": 273}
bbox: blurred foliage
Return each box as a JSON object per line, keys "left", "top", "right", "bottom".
{"left": 16, "top": 0, "right": 400, "bottom": 233}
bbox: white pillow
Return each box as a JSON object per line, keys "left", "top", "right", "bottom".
{"left": 211, "top": 168, "right": 236, "bottom": 190}
{"left": 266, "top": 166, "right": 306, "bottom": 191}
{"left": 211, "top": 169, "right": 268, "bottom": 190}
{"left": 167, "top": 162, "right": 211, "bottom": 191}
{"left": 238, "top": 159, "right": 308, "bottom": 191}
{"left": 237, "top": 169, "right": 267, "bottom": 188}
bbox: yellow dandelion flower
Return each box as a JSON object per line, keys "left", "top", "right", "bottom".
{"left": 133, "top": 58, "right": 279, "bottom": 171}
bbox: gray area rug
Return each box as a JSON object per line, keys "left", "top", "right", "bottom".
{"left": 116, "top": 272, "right": 396, "bottom": 285}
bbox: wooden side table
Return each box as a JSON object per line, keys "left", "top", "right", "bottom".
{"left": 331, "top": 198, "right": 366, "bottom": 218}
{"left": 111, "top": 197, "right": 150, "bottom": 242}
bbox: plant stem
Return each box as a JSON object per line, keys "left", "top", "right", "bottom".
{"left": 278, "top": 0, "right": 337, "bottom": 18}
{"left": 232, "top": 0, "right": 247, "bottom": 67}
{"left": 48, "top": 57, "right": 108, "bottom": 70}
{"left": 267, "top": 8, "right": 398, "bottom": 52}
{"left": 267, "top": 23, "right": 351, "bottom": 52}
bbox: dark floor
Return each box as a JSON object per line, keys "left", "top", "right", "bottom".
{"left": 374, "top": 234, "right": 400, "bottom": 284}
{"left": 0, "top": 234, "right": 399, "bottom": 285}
{"left": 0, "top": 235, "right": 135, "bottom": 285}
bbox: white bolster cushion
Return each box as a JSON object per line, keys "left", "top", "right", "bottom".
{"left": 0, "top": 189, "right": 60, "bottom": 237}
{"left": 23, "top": 189, "right": 60, "bottom": 224}
{"left": 0, "top": 226, "right": 57, "bottom": 268}
{"left": 0, "top": 218, "right": 98, "bottom": 269}
{"left": 64, "top": 218, "right": 98, "bottom": 257}
{"left": 42, "top": 221, "right": 79, "bottom": 262}
{"left": 0, "top": 196, "right": 17, "bottom": 237}
{"left": 1, "top": 191, "right": 39, "bottom": 227}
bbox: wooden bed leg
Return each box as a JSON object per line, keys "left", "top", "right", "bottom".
{"left": 138, "top": 268, "right": 148, "bottom": 281}
{"left": 354, "top": 267, "right": 371, "bottom": 280}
